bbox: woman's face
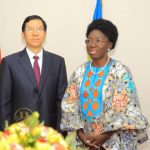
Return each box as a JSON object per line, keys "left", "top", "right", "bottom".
{"left": 86, "top": 29, "right": 112, "bottom": 60}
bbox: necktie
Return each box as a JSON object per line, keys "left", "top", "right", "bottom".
{"left": 33, "top": 56, "right": 40, "bottom": 88}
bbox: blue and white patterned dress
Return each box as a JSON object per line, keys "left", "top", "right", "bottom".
{"left": 61, "top": 59, "right": 149, "bottom": 150}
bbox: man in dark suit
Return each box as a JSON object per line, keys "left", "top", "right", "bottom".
{"left": 0, "top": 15, "right": 67, "bottom": 132}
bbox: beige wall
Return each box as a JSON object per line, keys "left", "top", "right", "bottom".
{"left": 0, "top": 0, "right": 149, "bottom": 148}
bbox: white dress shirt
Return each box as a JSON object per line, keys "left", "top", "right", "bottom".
{"left": 26, "top": 48, "right": 43, "bottom": 74}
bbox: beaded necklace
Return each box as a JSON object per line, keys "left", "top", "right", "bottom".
{"left": 90, "top": 57, "right": 110, "bottom": 74}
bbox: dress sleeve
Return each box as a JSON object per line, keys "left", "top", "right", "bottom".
{"left": 102, "top": 64, "right": 149, "bottom": 136}
{"left": 60, "top": 71, "right": 84, "bottom": 131}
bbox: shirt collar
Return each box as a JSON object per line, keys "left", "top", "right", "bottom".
{"left": 26, "top": 48, "right": 43, "bottom": 60}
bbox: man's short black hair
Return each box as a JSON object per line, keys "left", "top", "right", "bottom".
{"left": 22, "top": 15, "right": 47, "bottom": 32}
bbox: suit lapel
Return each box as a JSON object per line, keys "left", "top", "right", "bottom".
{"left": 39, "top": 50, "right": 51, "bottom": 93}
{"left": 19, "top": 49, "right": 38, "bottom": 89}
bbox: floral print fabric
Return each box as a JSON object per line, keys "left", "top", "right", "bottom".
{"left": 61, "top": 59, "right": 149, "bottom": 150}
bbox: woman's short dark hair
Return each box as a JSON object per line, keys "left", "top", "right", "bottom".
{"left": 22, "top": 15, "right": 47, "bottom": 32}
{"left": 86, "top": 19, "right": 118, "bottom": 49}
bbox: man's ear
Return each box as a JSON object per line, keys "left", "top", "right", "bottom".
{"left": 21, "top": 32, "right": 25, "bottom": 39}
{"left": 21, "top": 32, "right": 26, "bottom": 45}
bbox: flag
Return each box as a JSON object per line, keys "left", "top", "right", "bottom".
{"left": 88, "top": 0, "right": 103, "bottom": 60}
{"left": 93, "top": 0, "right": 102, "bottom": 20}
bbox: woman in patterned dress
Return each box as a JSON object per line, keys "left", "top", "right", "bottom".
{"left": 61, "top": 19, "right": 149, "bottom": 150}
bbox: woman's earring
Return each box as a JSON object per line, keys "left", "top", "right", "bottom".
{"left": 107, "top": 48, "right": 111, "bottom": 52}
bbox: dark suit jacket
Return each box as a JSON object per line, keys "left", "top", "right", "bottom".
{"left": 0, "top": 49, "right": 67, "bottom": 131}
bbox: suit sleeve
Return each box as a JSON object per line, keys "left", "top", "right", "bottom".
{"left": 56, "top": 58, "right": 67, "bottom": 132}
{"left": 0, "top": 58, "right": 12, "bottom": 130}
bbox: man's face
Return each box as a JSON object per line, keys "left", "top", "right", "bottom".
{"left": 22, "top": 19, "right": 46, "bottom": 52}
